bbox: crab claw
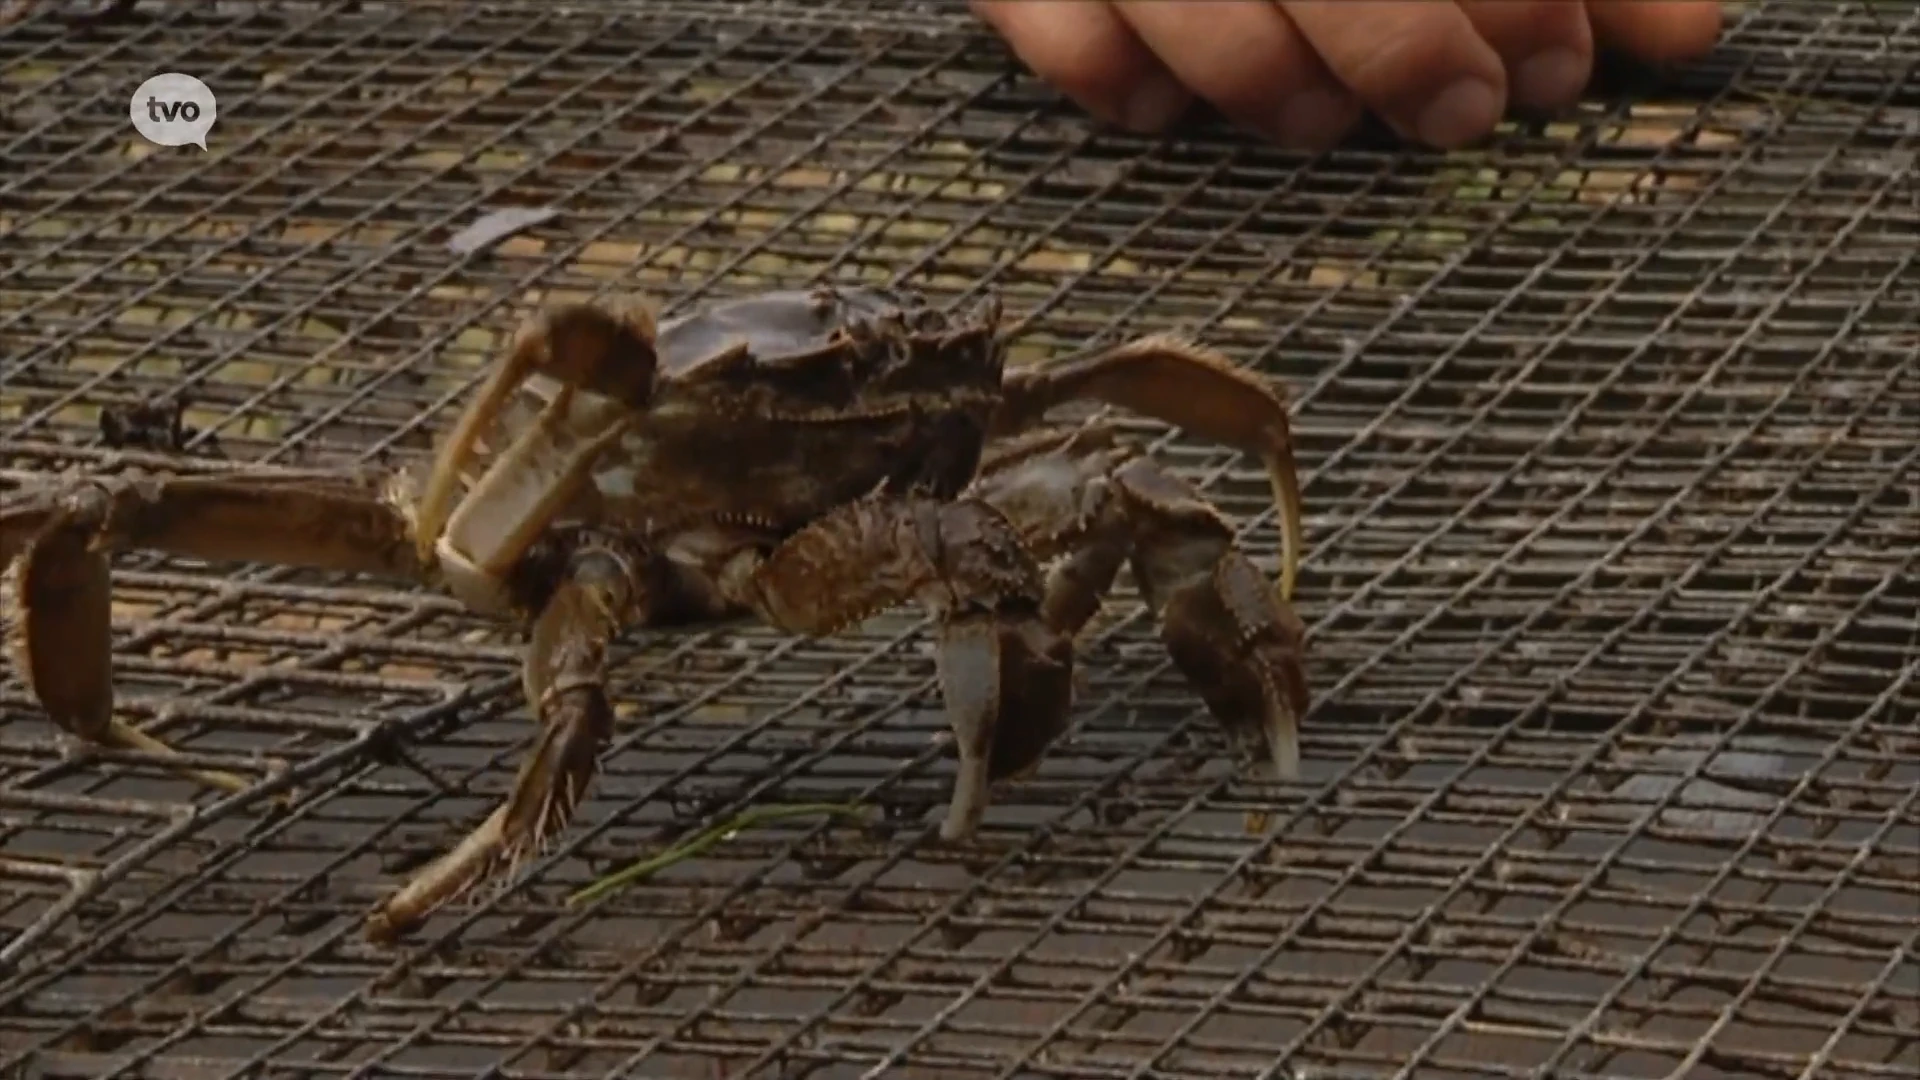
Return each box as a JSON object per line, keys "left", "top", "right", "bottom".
{"left": 412, "top": 295, "right": 660, "bottom": 569}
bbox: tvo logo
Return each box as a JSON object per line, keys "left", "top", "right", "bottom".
{"left": 129, "top": 72, "right": 217, "bottom": 150}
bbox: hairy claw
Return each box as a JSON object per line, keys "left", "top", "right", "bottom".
{"left": 413, "top": 296, "right": 659, "bottom": 572}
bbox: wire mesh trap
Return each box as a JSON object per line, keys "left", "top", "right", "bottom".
{"left": 2, "top": 1, "right": 1918, "bottom": 1078}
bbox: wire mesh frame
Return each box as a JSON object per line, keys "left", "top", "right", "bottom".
{"left": 0, "top": 2, "right": 1916, "bottom": 1079}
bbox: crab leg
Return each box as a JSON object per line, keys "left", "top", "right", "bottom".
{"left": 993, "top": 334, "right": 1306, "bottom": 604}
{"left": 713, "top": 493, "right": 1076, "bottom": 842}
{"left": 1, "top": 469, "right": 421, "bottom": 795}
{"left": 971, "top": 424, "right": 1309, "bottom": 781}
{"left": 366, "top": 534, "right": 650, "bottom": 942}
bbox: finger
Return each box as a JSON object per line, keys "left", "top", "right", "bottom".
{"left": 1280, "top": 0, "right": 1508, "bottom": 149}
{"left": 1585, "top": 0, "right": 1724, "bottom": 64}
{"left": 1112, "top": 0, "right": 1362, "bottom": 150}
{"left": 970, "top": 0, "right": 1193, "bottom": 133}
{"left": 1457, "top": 0, "right": 1594, "bottom": 111}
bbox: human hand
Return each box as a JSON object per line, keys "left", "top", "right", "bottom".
{"left": 970, "top": 1, "right": 1724, "bottom": 150}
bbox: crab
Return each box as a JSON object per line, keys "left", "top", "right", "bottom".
{"left": 2, "top": 285, "right": 1309, "bottom": 942}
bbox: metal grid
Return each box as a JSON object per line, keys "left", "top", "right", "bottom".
{"left": 2, "top": 1, "right": 1917, "bottom": 1077}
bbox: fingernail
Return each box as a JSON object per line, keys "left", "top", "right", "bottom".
{"left": 1514, "top": 47, "right": 1587, "bottom": 108}
{"left": 1270, "top": 87, "right": 1354, "bottom": 150}
{"left": 1416, "top": 77, "right": 1501, "bottom": 149}
{"left": 1121, "top": 74, "right": 1190, "bottom": 132}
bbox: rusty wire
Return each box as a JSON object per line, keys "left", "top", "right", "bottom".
{"left": 2, "top": 1, "right": 1918, "bottom": 1078}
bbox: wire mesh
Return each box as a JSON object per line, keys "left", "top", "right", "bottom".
{"left": 2, "top": 1, "right": 1917, "bottom": 1078}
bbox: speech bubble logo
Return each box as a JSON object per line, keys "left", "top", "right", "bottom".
{"left": 129, "top": 72, "right": 217, "bottom": 151}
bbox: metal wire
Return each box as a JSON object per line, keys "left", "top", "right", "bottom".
{"left": 2, "top": 1, "right": 1917, "bottom": 1078}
